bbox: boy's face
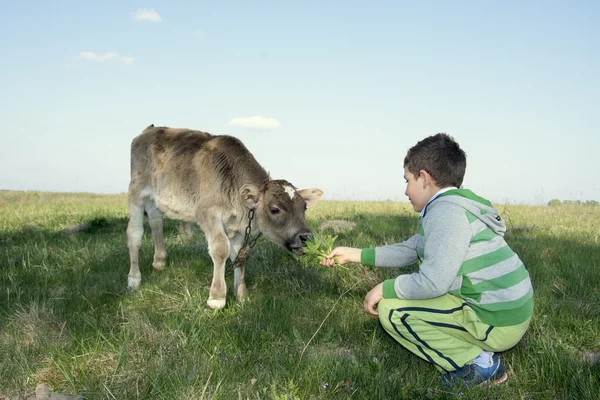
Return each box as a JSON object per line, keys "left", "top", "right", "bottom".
{"left": 404, "top": 167, "right": 435, "bottom": 213}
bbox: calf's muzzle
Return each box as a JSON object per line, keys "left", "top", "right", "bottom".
{"left": 286, "top": 231, "right": 314, "bottom": 255}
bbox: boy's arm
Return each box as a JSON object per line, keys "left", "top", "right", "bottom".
{"left": 383, "top": 205, "right": 472, "bottom": 300}
{"left": 360, "top": 234, "right": 419, "bottom": 268}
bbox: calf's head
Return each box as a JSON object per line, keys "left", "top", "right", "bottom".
{"left": 240, "top": 180, "right": 323, "bottom": 255}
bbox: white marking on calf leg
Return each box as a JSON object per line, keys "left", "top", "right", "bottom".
{"left": 127, "top": 202, "right": 145, "bottom": 290}
{"left": 283, "top": 185, "right": 296, "bottom": 199}
{"left": 207, "top": 297, "right": 226, "bottom": 310}
{"left": 146, "top": 200, "right": 167, "bottom": 271}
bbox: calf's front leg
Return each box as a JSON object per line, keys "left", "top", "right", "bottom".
{"left": 229, "top": 235, "right": 248, "bottom": 300}
{"left": 201, "top": 215, "right": 230, "bottom": 310}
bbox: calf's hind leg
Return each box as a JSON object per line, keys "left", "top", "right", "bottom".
{"left": 146, "top": 199, "right": 167, "bottom": 271}
{"left": 127, "top": 199, "right": 145, "bottom": 290}
{"left": 179, "top": 221, "right": 194, "bottom": 241}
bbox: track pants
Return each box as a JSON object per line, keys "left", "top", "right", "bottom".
{"left": 377, "top": 294, "right": 531, "bottom": 373}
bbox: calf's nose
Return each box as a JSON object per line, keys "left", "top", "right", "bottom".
{"left": 298, "top": 232, "right": 313, "bottom": 244}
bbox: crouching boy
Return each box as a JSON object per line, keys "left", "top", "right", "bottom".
{"left": 322, "top": 133, "right": 533, "bottom": 387}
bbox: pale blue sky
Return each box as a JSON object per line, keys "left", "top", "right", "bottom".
{"left": 1, "top": 1, "right": 598, "bottom": 204}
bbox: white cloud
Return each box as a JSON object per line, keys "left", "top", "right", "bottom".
{"left": 77, "top": 51, "right": 134, "bottom": 65}
{"left": 228, "top": 116, "right": 282, "bottom": 130}
{"left": 78, "top": 51, "right": 118, "bottom": 62}
{"left": 131, "top": 8, "right": 161, "bottom": 22}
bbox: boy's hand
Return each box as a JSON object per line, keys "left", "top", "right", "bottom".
{"left": 364, "top": 283, "right": 384, "bottom": 316}
{"left": 320, "top": 246, "right": 361, "bottom": 267}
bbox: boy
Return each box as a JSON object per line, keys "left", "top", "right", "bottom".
{"left": 321, "top": 133, "right": 533, "bottom": 387}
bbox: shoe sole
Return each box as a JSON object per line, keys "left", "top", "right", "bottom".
{"left": 480, "top": 372, "right": 508, "bottom": 388}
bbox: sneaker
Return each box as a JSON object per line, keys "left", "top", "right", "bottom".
{"left": 441, "top": 353, "right": 507, "bottom": 388}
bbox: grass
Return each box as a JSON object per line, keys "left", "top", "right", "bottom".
{"left": 0, "top": 190, "right": 599, "bottom": 399}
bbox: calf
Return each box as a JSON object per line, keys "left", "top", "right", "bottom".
{"left": 126, "top": 125, "right": 323, "bottom": 309}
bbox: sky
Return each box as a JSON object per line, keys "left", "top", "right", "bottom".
{"left": 1, "top": 1, "right": 599, "bottom": 205}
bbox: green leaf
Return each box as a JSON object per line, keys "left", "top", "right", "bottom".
{"left": 302, "top": 234, "right": 339, "bottom": 266}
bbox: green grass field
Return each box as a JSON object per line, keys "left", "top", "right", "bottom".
{"left": 1, "top": 191, "right": 599, "bottom": 399}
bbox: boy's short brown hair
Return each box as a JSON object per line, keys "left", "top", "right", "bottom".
{"left": 404, "top": 133, "right": 466, "bottom": 188}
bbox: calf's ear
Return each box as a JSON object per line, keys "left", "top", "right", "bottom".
{"left": 240, "top": 184, "right": 261, "bottom": 208}
{"left": 298, "top": 188, "right": 323, "bottom": 209}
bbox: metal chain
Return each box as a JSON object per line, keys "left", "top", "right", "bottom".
{"left": 225, "top": 208, "right": 262, "bottom": 277}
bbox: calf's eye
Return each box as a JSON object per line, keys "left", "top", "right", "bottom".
{"left": 270, "top": 207, "right": 280, "bottom": 215}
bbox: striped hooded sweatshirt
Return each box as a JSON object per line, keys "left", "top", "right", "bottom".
{"left": 361, "top": 189, "right": 533, "bottom": 327}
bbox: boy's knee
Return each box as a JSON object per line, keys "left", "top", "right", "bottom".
{"left": 378, "top": 298, "right": 421, "bottom": 333}
{"left": 377, "top": 298, "right": 400, "bottom": 325}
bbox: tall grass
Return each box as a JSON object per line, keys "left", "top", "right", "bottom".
{"left": 0, "top": 191, "right": 599, "bottom": 399}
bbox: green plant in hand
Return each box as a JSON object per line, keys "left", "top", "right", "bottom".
{"left": 302, "top": 234, "right": 343, "bottom": 267}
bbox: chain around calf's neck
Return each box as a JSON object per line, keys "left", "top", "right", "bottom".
{"left": 226, "top": 208, "right": 262, "bottom": 276}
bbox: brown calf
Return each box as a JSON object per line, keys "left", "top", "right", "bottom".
{"left": 126, "top": 125, "right": 323, "bottom": 309}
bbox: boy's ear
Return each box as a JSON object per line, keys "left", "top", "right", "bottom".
{"left": 419, "top": 169, "right": 434, "bottom": 188}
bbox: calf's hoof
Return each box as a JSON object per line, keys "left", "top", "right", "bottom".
{"left": 234, "top": 284, "right": 248, "bottom": 300}
{"left": 207, "top": 297, "right": 226, "bottom": 310}
{"left": 179, "top": 232, "right": 193, "bottom": 242}
{"left": 152, "top": 259, "right": 166, "bottom": 271}
{"left": 128, "top": 274, "right": 141, "bottom": 290}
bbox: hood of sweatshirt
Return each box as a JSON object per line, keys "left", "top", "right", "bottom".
{"left": 427, "top": 189, "right": 506, "bottom": 237}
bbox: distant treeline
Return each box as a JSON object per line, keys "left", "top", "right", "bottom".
{"left": 548, "top": 199, "right": 599, "bottom": 207}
